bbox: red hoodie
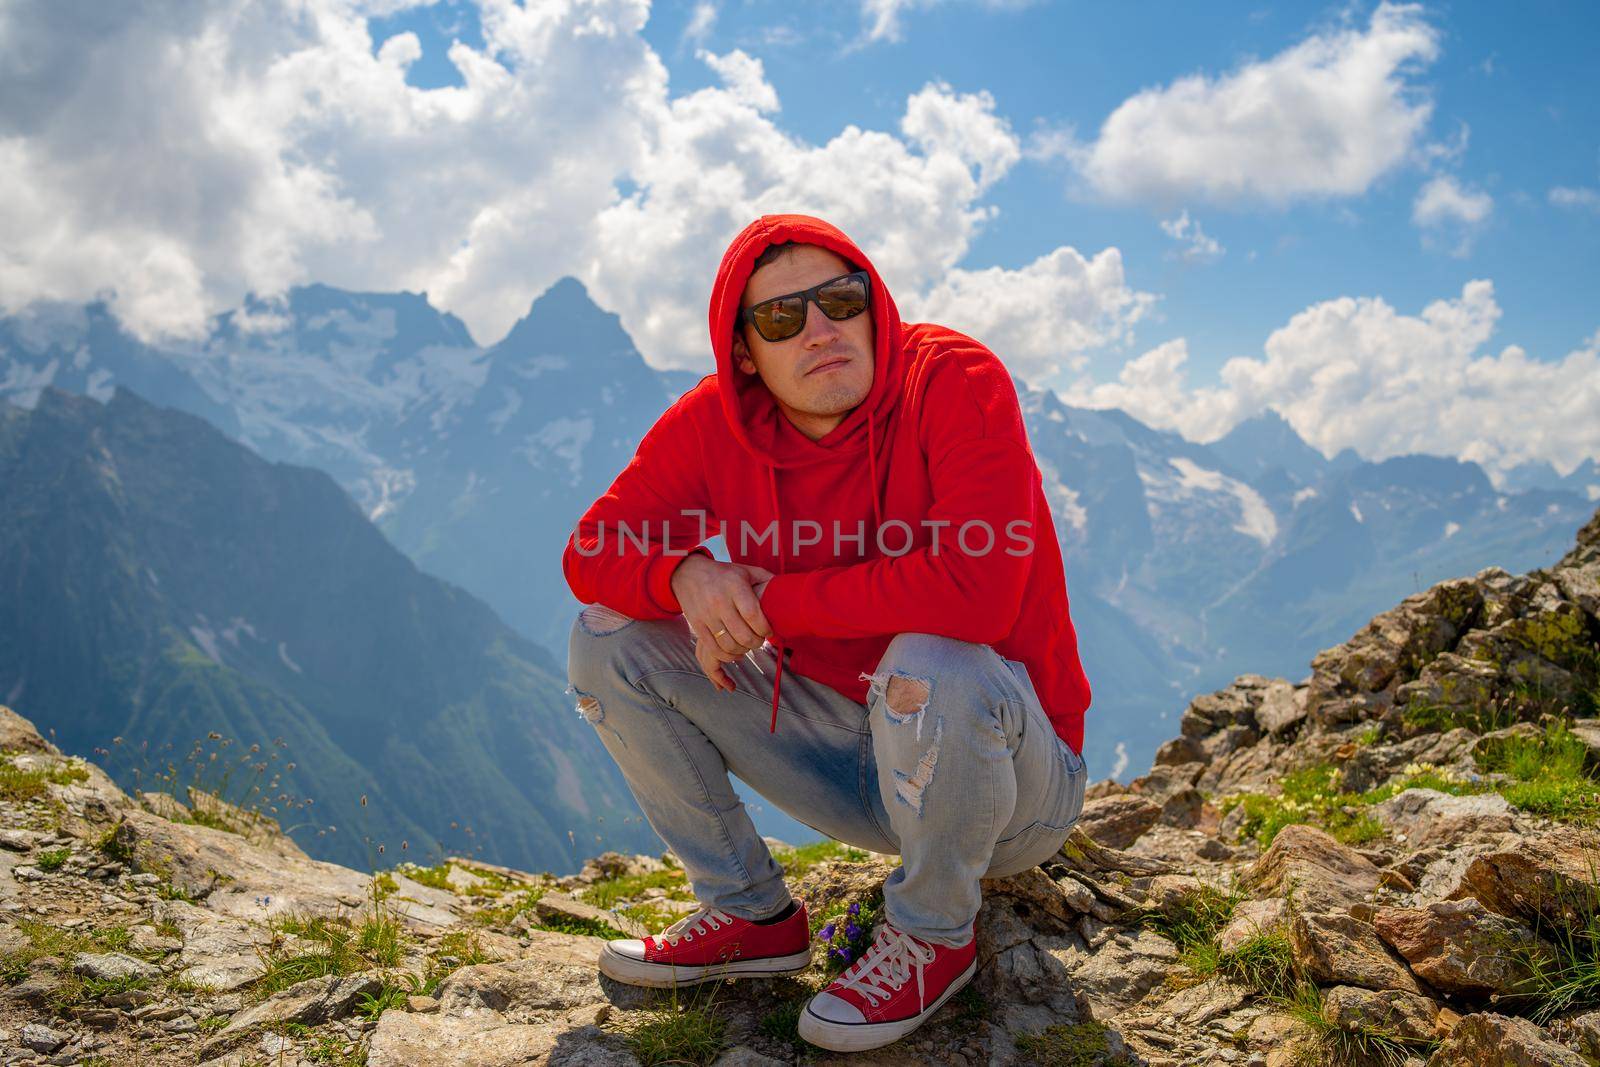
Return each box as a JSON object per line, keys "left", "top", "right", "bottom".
{"left": 563, "top": 214, "right": 1092, "bottom": 754}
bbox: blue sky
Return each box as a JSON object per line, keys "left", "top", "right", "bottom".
{"left": 4, "top": 0, "right": 1596, "bottom": 477}
{"left": 373, "top": 0, "right": 1598, "bottom": 393}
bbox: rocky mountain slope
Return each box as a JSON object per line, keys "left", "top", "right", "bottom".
{"left": 2, "top": 508, "right": 1598, "bottom": 1065}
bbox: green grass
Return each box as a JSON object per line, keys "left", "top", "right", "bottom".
{"left": 79, "top": 973, "right": 150, "bottom": 1000}
{"left": 0, "top": 755, "right": 89, "bottom": 803}
{"left": 1140, "top": 883, "right": 1240, "bottom": 976}
{"left": 579, "top": 867, "right": 692, "bottom": 910}
{"left": 617, "top": 900, "right": 686, "bottom": 932}
{"left": 771, "top": 839, "right": 870, "bottom": 880}
{"left": 756, "top": 997, "right": 805, "bottom": 1047}
{"left": 1221, "top": 764, "right": 1385, "bottom": 848}
{"left": 1476, "top": 721, "right": 1600, "bottom": 821}
{"left": 0, "top": 920, "right": 146, "bottom": 986}
{"left": 468, "top": 886, "right": 548, "bottom": 929}
{"left": 305, "top": 1033, "right": 368, "bottom": 1066}
{"left": 400, "top": 862, "right": 455, "bottom": 891}
{"left": 1219, "top": 930, "right": 1298, "bottom": 1001}
{"left": 254, "top": 909, "right": 407, "bottom": 997}
{"left": 34, "top": 847, "right": 70, "bottom": 872}
{"left": 1282, "top": 981, "right": 1437, "bottom": 1067}
{"left": 356, "top": 979, "right": 410, "bottom": 1020}
{"left": 1220, "top": 758, "right": 1507, "bottom": 849}
{"left": 1401, "top": 697, "right": 1523, "bottom": 735}
{"left": 617, "top": 982, "right": 729, "bottom": 1067}
{"left": 94, "top": 822, "right": 135, "bottom": 863}
{"left": 1014, "top": 1020, "right": 1134, "bottom": 1066}
{"left": 532, "top": 913, "right": 631, "bottom": 939}
{"left": 424, "top": 929, "right": 490, "bottom": 989}
{"left": 1511, "top": 862, "right": 1600, "bottom": 1022}
{"left": 356, "top": 911, "right": 405, "bottom": 968}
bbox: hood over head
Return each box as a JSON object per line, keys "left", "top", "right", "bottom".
{"left": 707, "top": 214, "right": 906, "bottom": 470}
{"left": 706, "top": 214, "right": 907, "bottom": 732}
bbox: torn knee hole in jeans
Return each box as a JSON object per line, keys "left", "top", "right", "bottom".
{"left": 579, "top": 603, "right": 634, "bottom": 636}
{"left": 858, "top": 669, "right": 933, "bottom": 739}
{"left": 892, "top": 714, "right": 944, "bottom": 817}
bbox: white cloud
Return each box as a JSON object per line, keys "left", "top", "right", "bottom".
{"left": 0, "top": 0, "right": 1117, "bottom": 370}
{"left": 858, "top": 0, "right": 1036, "bottom": 45}
{"left": 1159, "top": 210, "right": 1224, "bottom": 263}
{"left": 589, "top": 77, "right": 1046, "bottom": 367}
{"left": 1071, "top": 2, "right": 1440, "bottom": 205}
{"left": 1061, "top": 283, "right": 1600, "bottom": 479}
{"left": 901, "top": 246, "right": 1155, "bottom": 380}
{"left": 682, "top": 1, "right": 717, "bottom": 48}
{"left": 1550, "top": 186, "right": 1600, "bottom": 213}
{"left": 696, "top": 48, "right": 778, "bottom": 113}
{"left": 1412, "top": 174, "right": 1492, "bottom": 255}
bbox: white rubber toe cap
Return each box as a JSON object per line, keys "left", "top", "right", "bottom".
{"left": 604, "top": 939, "right": 649, "bottom": 961}
{"left": 805, "top": 991, "right": 868, "bottom": 1024}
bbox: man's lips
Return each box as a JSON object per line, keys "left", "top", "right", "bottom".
{"left": 805, "top": 355, "right": 851, "bottom": 375}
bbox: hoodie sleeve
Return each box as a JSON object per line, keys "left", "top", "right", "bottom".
{"left": 562, "top": 394, "right": 715, "bottom": 618}
{"left": 759, "top": 346, "right": 1039, "bottom": 644}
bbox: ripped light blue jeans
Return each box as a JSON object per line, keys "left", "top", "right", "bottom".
{"left": 566, "top": 606, "right": 1087, "bottom": 947}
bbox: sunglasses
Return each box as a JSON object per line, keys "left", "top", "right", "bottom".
{"left": 736, "top": 270, "right": 871, "bottom": 343}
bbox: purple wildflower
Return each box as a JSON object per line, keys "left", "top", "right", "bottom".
{"left": 848, "top": 902, "right": 860, "bottom": 916}
{"left": 818, "top": 923, "right": 836, "bottom": 941}
{"left": 845, "top": 923, "right": 861, "bottom": 939}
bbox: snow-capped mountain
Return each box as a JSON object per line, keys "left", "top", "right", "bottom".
{"left": 2, "top": 282, "right": 1593, "bottom": 781}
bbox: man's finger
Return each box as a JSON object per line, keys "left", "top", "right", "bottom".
{"left": 730, "top": 583, "right": 772, "bottom": 640}
{"left": 694, "top": 636, "right": 735, "bottom": 691}
{"left": 692, "top": 619, "right": 736, "bottom": 661}
{"left": 710, "top": 609, "right": 759, "bottom": 653}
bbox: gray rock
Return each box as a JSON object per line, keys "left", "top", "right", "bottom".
{"left": 1076, "top": 794, "right": 1162, "bottom": 849}
{"left": 1255, "top": 681, "right": 1308, "bottom": 736}
{"left": 1243, "top": 824, "right": 1381, "bottom": 913}
{"left": 200, "top": 973, "right": 383, "bottom": 1059}
{"left": 1321, "top": 986, "right": 1439, "bottom": 1042}
{"left": 1066, "top": 927, "right": 1179, "bottom": 1018}
{"left": 1428, "top": 1012, "right": 1586, "bottom": 1066}
{"left": 1372, "top": 789, "right": 1516, "bottom": 849}
{"left": 1217, "top": 898, "right": 1287, "bottom": 956}
{"left": 1289, "top": 912, "right": 1425, "bottom": 995}
{"left": 71, "top": 951, "right": 161, "bottom": 983}
{"left": 713, "top": 1048, "right": 790, "bottom": 1066}
{"left": 0, "top": 829, "right": 38, "bottom": 852}
{"left": 1456, "top": 829, "right": 1600, "bottom": 926}
{"left": 0, "top": 704, "right": 59, "bottom": 755}
{"left": 1372, "top": 898, "right": 1543, "bottom": 997}
{"left": 531, "top": 892, "right": 648, "bottom": 938}
{"left": 19, "top": 1022, "right": 68, "bottom": 1053}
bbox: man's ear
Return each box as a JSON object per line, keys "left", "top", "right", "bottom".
{"left": 731, "top": 330, "right": 758, "bottom": 376}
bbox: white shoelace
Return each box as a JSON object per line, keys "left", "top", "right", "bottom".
{"left": 835, "top": 924, "right": 937, "bottom": 1011}
{"left": 655, "top": 906, "right": 733, "bottom": 946}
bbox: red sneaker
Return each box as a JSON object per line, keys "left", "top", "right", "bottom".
{"left": 597, "top": 902, "right": 812, "bottom": 988}
{"left": 798, "top": 921, "right": 977, "bottom": 1052}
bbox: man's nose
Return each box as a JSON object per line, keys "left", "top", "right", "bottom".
{"left": 800, "top": 299, "right": 841, "bottom": 347}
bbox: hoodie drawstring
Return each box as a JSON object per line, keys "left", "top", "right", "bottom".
{"left": 766, "top": 462, "right": 785, "bottom": 733}
{"left": 765, "top": 419, "right": 883, "bottom": 733}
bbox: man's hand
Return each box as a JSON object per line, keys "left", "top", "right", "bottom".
{"left": 671, "top": 554, "right": 775, "bottom": 691}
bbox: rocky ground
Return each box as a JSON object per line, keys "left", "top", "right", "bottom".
{"left": 4, "top": 503, "right": 1600, "bottom": 1066}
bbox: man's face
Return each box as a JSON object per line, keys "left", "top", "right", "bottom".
{"left": 733, "top": 244, "right": 875, "bottom": 441}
